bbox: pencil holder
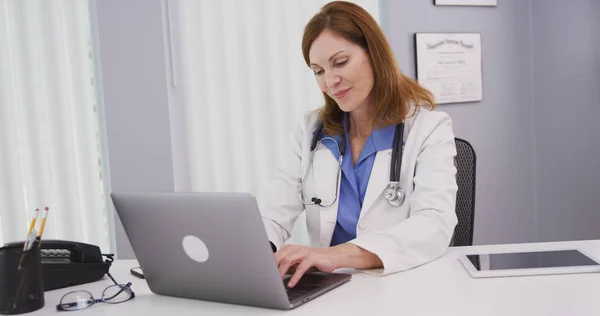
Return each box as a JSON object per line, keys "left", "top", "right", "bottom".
{"left": 0, "top": 241, "right": 45, "bottom": 314}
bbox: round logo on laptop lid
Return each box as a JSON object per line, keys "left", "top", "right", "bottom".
{"left": 182, "top": 235, "right": 210, "bottom": 263}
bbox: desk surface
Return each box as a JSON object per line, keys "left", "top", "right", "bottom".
{"left": 32, "top": 240, "right": 600, "bottom": 315}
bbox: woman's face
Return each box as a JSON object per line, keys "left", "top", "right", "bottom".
{"left": 308, "top": 29, "right": 374, "bottom": 113}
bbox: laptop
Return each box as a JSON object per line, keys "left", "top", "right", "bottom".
{"left": 111, "top": 191, "right": 351, "bottom": 310}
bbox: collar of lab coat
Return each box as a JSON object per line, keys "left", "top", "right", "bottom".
{"left": 313, "top": 113, "right": 395, "bottom": 161}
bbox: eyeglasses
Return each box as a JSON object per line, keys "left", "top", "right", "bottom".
{"left": 55, "top": 273, "right": 135, "bottom": 312}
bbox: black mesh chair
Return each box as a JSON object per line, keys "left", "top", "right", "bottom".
{"left": 450, "top": 138, "right": 476, "bottom": 247}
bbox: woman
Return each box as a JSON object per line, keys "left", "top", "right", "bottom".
{"left": 260, "top": 1, "right": 458, "bottom": 288}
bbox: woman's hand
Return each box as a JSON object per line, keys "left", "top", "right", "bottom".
{"left": 274, "top": 244, "right": 338, "bottom": 288}
{"left": 274, "top": 243, "right": 383, "bottom": 287}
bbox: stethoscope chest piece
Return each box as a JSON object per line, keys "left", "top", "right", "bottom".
{"left": 384, "top": 182, "right": 405, "bottom": 207}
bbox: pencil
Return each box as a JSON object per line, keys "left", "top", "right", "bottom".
{"left": 37, "top": 206, "right": 49, "bottom": 239}
{"left": 22, "top": 208, "right": 40, "bottom": 251}
{"left": 27, "top": 208, "right": 40, "bottom": 235}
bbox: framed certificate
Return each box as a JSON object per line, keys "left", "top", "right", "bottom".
{"left": 414, "top": 32, "right": 483, "bottom": 105}
{"left": 434, "top": 0, "right": 497, "bottom": 6}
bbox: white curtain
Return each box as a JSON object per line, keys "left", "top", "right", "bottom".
{"left": 0, "top": 0, "right": 111, "bottom": 252}
{"left": 169, "top": 0, "right": 379, "bottom": 245}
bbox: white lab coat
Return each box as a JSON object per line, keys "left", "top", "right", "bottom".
{"left": 260, "top": 106, "right": 458, "bottom": 275}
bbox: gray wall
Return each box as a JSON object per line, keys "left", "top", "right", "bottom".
{"left": 386, "top": 1, "right": 537, "bottom": 245}
{"left": 94, "top": 0, "right": 174, "bottom": 258}
{"left": 531, "top": 0, "right": 600, "bottom": 242}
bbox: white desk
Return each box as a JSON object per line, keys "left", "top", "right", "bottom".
{"left": 32, "top": 240, "right": 600, "bottom": 315}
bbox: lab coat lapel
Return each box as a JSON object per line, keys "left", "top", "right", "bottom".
{"left": 311, "top": 148, "right": 340, "bottom": 247}
{"left": 360, "top": 149, "right": 392, "bottom": 220}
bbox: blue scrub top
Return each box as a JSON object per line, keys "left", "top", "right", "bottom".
{"left": 318, "top": 114, "right": 396, "bottom": 246}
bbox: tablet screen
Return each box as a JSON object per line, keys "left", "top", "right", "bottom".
{"left": 466, "top": 250, "right": 599, "bottom": 271}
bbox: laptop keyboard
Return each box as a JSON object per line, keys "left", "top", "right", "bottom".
{"left": 285, "top": 283, "right": 319, "bottom": 301}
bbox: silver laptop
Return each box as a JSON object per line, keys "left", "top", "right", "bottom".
{"left": 111, "top": 191, "right": 351, "bottom": 310}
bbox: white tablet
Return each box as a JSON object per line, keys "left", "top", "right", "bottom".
{"left": 459, "top": 248, "right": 600, "bottom": 278}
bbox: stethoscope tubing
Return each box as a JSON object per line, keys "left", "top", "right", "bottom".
{"left": 300, "top": 121, "right": 405, "bottom": 207}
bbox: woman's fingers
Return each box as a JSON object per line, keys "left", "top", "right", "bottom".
{"left": 274, "top": 245, "right": 335, "bottom": 287}
{"left": 287, "top": 259, "right": 314, "bottom": 288}
{"left": 274, "top": 244, "right": 298, "bottom": 265}
{"left": 277, "top": 249, "right": 308, "bottom": 277}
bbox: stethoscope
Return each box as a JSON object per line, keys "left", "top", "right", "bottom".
{"left": 298, "top": 121, "right": 406, "bottom": 208}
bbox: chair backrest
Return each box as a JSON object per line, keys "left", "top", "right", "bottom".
{"left": 450, "top": 138, "right": 476, "bottom": 247}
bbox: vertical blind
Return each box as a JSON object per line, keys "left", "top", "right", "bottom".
{"left": 170, "top": 0, "right": 379, "bottom": 244}
{"left": 0, "top": 0, "right": 111, "bottom": 252}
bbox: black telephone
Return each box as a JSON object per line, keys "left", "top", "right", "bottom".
{"left": 3, "top": 240, "right": 111, "bottom": 291}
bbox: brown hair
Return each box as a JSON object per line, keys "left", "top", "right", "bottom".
{"left": 301, "top": 1, "right": 435, "bottom": 135}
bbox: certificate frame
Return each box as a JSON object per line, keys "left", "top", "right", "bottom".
{"left": 434, "top": 0, "right": 497, "bottom": 6}
{"left": 414, "top": 32, "right": 483, "bottom": 105}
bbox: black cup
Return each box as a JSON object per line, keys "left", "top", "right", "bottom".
{"left": 0, "top": 240, "right": 45, "bottom": 314}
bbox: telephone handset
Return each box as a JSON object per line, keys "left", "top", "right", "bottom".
{"left": 3, "top": 239, "right": 112, "bottom": 291}
{"left": 38, "top": 239, "right": 104, "bottom": 263}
